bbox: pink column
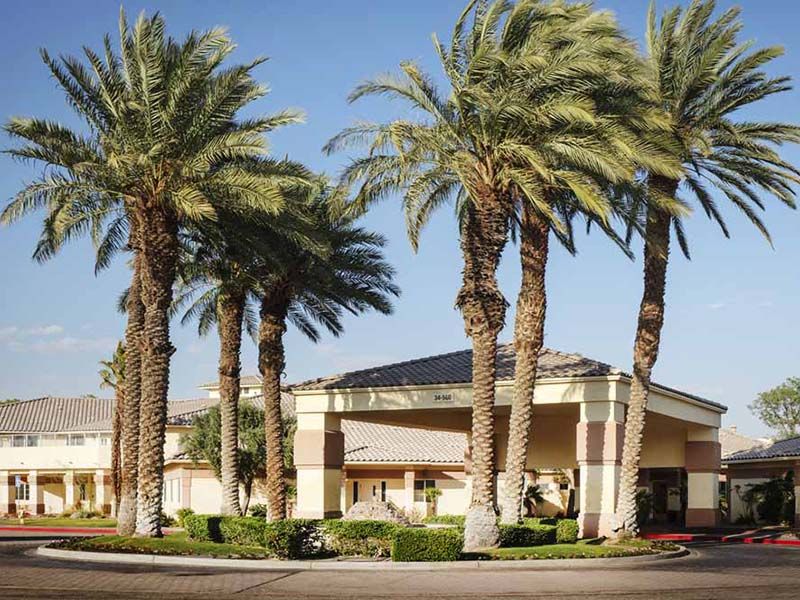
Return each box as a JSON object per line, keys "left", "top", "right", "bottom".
{"left": 685, "top": 429, "right": 721, "bottom": 528}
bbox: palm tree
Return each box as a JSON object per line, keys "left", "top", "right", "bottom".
{"left": 99, "top": 342, "right": 126, "bottom": 516}
{"left": 496, "top": 2, "right": 683, "bottom": 524}
{"left": 2, "top": 10, "right": 305, "bottom": 536}
{"left": 175, "top": 196, "right": 312, "bottom": 516}
{"left": 614, "top": 0, "right": 800, "bottom": 536}
{"left": 252, "top": 183, "right": 399, "bottom": 520}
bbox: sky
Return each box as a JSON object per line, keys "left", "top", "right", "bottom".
{"left": 0, "top": 0, "right": 798, "bottom": 438}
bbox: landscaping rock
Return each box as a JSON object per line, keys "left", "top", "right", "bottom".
{"left": 342, "top": 501, "right": 410, "bottom": 525}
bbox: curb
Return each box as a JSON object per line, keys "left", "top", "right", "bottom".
{"left": 35, "top": 544, "right": 689, "bottom": 571}
{"left": 644, "top": 533, "right": 800, "bottom": 547}
{"left": 0, "top": 526, "right": 178, "bottom": 536}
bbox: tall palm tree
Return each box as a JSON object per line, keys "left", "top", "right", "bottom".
{"left": 2, "top": 10, "right": 305, "bottom": 536}
{"left": 175, "top": 195, "right": 313, "bottom": 516}
{"left": 252, "top": 183, "right": 399, "bottom": 520}
{"left": 495, "top": 2, "right": 683, "bottom": 524}
{"left": 99, "top": 342, "right": 126, "bottom": 516}
{"left": 614, "top": 0, "right": 800, "bottom": 536}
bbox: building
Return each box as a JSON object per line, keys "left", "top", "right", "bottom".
{"left": 291, "top": 345, "right": 726, "bottom": 537}
{"left": 0, "top": 345, "right": 727, "bottom": 537}
{"left": 723, "top": 436, "right": 800, "bottom": 524}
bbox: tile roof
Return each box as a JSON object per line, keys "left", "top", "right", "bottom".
{"left": 288, "top": 344, "right": 725, "bottom": 411}
{"left": 0, "top": 396, "right": 113, "bottom": 433}
{"left": 166, "top": 392, "right": 466, "bottom": 465}
{"left": 719, "top": 427, "right": 769, "bottom": 459}
{"left": 723, "top": 436, "right": 800, "bottom": 463}
{"left": 291, "top": 345, "right": 620, "bottom": 391}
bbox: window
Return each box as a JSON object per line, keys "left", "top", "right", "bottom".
{"left": 67, "top": 434, "right": 85, "bottom": 447}
{"left": 0, "top": 436, "right": 10, "bottom": 447}
{"left": 78, "top": 482, "right": 88, "bottom": 502}
{"left": 100, "top": 435, "right": 111, "bottom": 446}
{"left": 26, "top": 435, "right": 39, "bottom": 447}
{"left": 718, "top": 481, "right": 728, "bottom": 496}
{"left": 559, "top": 482, "right": 569, "bottom": 491}
{"left": 12, "top": 436, "right": 26, "bottom": 448}
{"left": 414, "top": 479, "right": 436, "bottom": 502}
{"left": 352, "top": 481, "right": 359, "bottom": 503}
{"left": 381, "top": 481, "right": 387, "bottom": 502}
{"left": 14, "top": 476, "right": 30, "bottom": 501}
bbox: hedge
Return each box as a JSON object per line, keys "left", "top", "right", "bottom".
{"left": 499, "top": 524, "right": 557, "bottom": 547}
{"left": 322, "top": 520, "right": 399, "bottom": 558}
{"left": 522, "top": 517, "right": 557, "bottom": 527}
{"left": 421, "top": 514, "right": 465, "bottom": 527}
{"left": 183, "top": 514, "right": 322, "bottom": 559}
{"left": 391, "top": 527, "right": 463, "bottom": 562}
{"left": 556, "top": 519, "right": 579, "bottom": 544}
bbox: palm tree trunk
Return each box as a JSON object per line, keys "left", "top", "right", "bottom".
{"left": 456, "top": 194, "right": 511, "bottom": 551}
{"left": 117, "top": 251, "right": 143, "bottom": 536}
{"left": 111, "top": 385, "right": 123, "bottom": 517}
{"left": 258, "top": 293, "right": 288, "bottom": 521}
{"left": 501, "top": 204, "right": 549, "bottom": 524}
{"left": 217, "top": 291, "right": 245, "bottom": 516}
{"left": 135, "top": 206, "right": 178, "bottom": 537}
{"left": 615, "top": 177, "right": 675, "bottom": 537}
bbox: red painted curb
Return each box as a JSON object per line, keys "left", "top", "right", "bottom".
{"left": 0, "top": 526, "right": 117, "bottom": 534}
{"left": 643, "top": 532, "right": 800, "bottom": 547}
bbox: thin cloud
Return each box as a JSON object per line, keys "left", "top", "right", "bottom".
{"left": 707, "top": 302, "right": 726, "bottom": 310}
{"left": 26, "top": 324, "right": 64, "bottom": 336}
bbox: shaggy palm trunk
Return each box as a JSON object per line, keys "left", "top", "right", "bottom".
{"left": 258, "top": 293, "right": 289, "bottom": 521}
{"left": 135, "top": 205, "right": 178, "bottom": 537}
{"left": 500, "top": 205, "right": 549, "bottom": 524}
{"left": 117, "top": 251, "right": 143, "bottom": 536}
{"left": 217, "top": 291, "right": 245, "bottom": 516}
{"left": 111, "top": 384, "right": 123, "bottom": 517}
{"left": 615, "top": 177, "right": 676, "bottom": 537}
{"left": 456, "top": 193, "right": 511, "bottom": 551}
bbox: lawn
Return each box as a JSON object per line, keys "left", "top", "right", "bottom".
{"left": 51, "top": 531, "right": 270, "bottom": 559}
{"left": 0, "top": 518, "right": 117, "bottom": 528}
{"left": 474, "top": 539, "right": 674, "bottom": 560}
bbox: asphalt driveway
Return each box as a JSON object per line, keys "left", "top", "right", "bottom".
{"left": 0, "top": 539, "right": 798, "bottom": 599}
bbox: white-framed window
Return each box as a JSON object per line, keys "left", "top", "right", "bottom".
{"left": 100, "top": 435, "right": 111, "bottom": 446}
{"left": 26, "top": 435, "right": 39, "bottom": 447}
{"left": 0, "top": 436, "right": 10, "bottom": 447}
{"left": 12, "top": 436, "right": 26, "bottom": 448}
{"left": 413, "top": 479, "right": 436, "bottom": 503}
{"left": 67, "top": 434, "right": 85, "bottom": 447}
{"left": 14, "top": 476, "right": 30, "bottom": 501}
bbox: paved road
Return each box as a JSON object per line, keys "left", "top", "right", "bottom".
{"left": 0, "top": 539, "right": 798, "bottom": 599}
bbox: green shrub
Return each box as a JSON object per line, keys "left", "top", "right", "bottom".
{"left": 183, "top": 514, "right": 222, "bottom": 542}
{"left": 219, "top": 516, "right": 267, "bottom": 547}
{"left": 556, "top": 519, "right": 579, "bottom": 544}
{"left": 522, "top": 517, "right": 557, "bottom": 527}
{"left": 499, "top": 524, "right": 556, "bottom": 547}
{"left": 248, "top": 504, "right": 268, "bottom": 518}
{"left": 175, "top": 508, "right": 194, "bottom": 528}
{"left": 421, "top": 514, "right": 465, "bottom": 527}
{"left": 391, "top": 527, "right": 463, "bottom": 562}
{"left": 160, "top": 512, "right": 176, "bottom": 527}
{"left": 322, "top": 519, "right": 400, "bottom": 557}
{"left": 263, "top": 519, "right": 322, "bottom": 559}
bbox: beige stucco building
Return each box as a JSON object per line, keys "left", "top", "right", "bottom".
{"left": 291, "top": 346, "right": 727, "bottom": 537}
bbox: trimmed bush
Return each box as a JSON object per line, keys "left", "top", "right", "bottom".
{"left": 556, "top": 519, "right": 579, "bottom": 544}
{"left": 421, "top": 514, "right": 465, "bottom": 527}
{"left": 175, "top": 508, "right": 195, "bottom": 528}
{"left": 263, "top": 519, "right": 322, "bottom": 559}
{"left": 391, "top": 527, "right": 463, "bottom": 562}
{"left": 499, "top": 524, "right": 557, "bottom": 548}
{"left": 322, "top": 519, "right": 400, "bottom": 557}
{"left": 522, "top": 517, "right": 557, "bottom": 527}
{"left": 183, "top": 514, "right": 222, "bottom": 542}
{"left": 248, "top": 504, "right": 268, "bottom": 518}
{"left": 219, "top": 516, "right": 267, "bottom": 547}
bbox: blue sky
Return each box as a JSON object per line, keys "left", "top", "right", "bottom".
{"left": 0, "top": 1, "right": 798, "bottom": 438}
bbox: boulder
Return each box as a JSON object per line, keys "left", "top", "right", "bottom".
{"left": 342, "top": 501, "right": 410, "bottom": 525}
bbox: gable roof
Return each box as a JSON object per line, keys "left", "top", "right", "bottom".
{"left": 291, "top": 346, "right": 620, "bottom": 391}
{"left": 723, "top": 436, "right": 800, "bottom": 463}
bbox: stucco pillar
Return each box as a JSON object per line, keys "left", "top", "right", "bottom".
{"left": 28, "top": 470, "right": 44, "bottom": 515}
{"left": 685, "top": 427, "right": 721, "bottom": 528}
{"left": 0, "top": 471, "right": 10, "bottom": 515}
{"left": 576, "top": 401, "right": 624, "bottom": 538}
{"left": 404, "top": 468, "right": 416, "bottom": 510}
{"left": 64, "top": 470, "right": 77, "bottom": 510}
{"left": 180, "top": 469, "right": 192, "bottom": 509}
{"left": 294, "top": 413, "right": 344, "bottom": 519}
{"left": 94, "top": 470, "right": 110, "bottom": 515}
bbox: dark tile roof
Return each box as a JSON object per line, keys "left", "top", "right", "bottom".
{"left": 291, "top": 345, "right": 621, "bottom": 391}
{"left": 723, "top": 436, "right": 800, "bottom": 463}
